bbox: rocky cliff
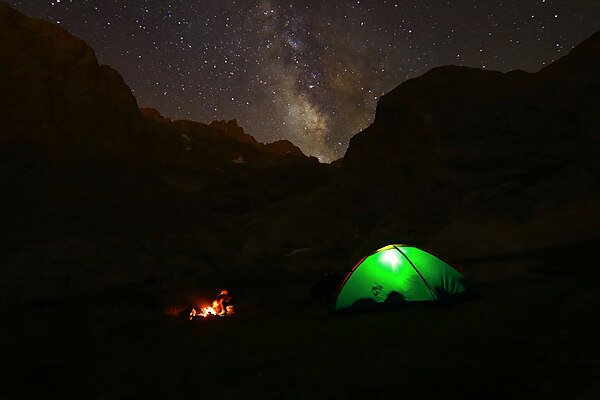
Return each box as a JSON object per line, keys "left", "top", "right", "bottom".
{"left": 340, "top": 30, "right": 600, "bottom": 257}
{"left": 242, "top": 30, "right": 600, "bottom": 267}
{"left": 0, "top": 3, "right": 316, "bottom": 167}
{"left": 0, "top": 4, "right": 329, "bottom": 306}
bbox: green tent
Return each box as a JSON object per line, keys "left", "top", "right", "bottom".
{"left": 335, "top": 245, "right": 473, "bottom": 312}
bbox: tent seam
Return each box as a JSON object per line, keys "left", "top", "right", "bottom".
{"left": 394, "top": 245, "right": 438, "bottom": 301}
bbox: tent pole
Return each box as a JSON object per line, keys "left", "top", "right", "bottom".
{"left": 394, "top": 246, "right": 437, "bottom": 300}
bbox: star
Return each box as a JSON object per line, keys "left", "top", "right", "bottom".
{"left": 7, "top": 0, "right": 600, "bottom": 161}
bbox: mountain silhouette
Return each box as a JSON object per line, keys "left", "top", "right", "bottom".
{"left": 243, "top": 29, "right": 600, "bottom": 266}
{"left": 342, "top": 29, "right": 600, "bottom": 257}
{"left": 0, "top": 3, "right": 317, "bottom": 168}
{"left": 0, "top": 4, "right": 330, "bottom": 306}
{"left": 1, "top": 3, "right": 599, "bottom": 306}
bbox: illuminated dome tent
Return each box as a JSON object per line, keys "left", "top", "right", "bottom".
{"left": 335, "top": 245, "right": 473, "bottom": 312}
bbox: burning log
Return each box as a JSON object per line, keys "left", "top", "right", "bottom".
{"left": 188, "top": 289, "right": 234, "bottom": 320}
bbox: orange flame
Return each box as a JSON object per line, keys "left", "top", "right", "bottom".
{"left": 189, "top": 290, "right": 234, "bottom": 320}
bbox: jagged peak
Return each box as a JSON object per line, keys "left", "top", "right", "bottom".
{"left": 208, "top": 119, "right": 260, "bottom": 146}
{"left": 264, "top": 139, "right": 305, "bottom": 157}
{"left": 140, "top": 107, "right": 171, "bottom": 123}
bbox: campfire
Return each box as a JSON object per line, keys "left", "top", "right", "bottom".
{"left": 188, "top": 289, "right": 235, "bottom": 320}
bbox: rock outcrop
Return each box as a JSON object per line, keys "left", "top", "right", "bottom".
{"left": 0, "top": 3, "right": 139, "bottom": 143}
{"left": 340, "top": 30, "right": 600, "bottom": 258}
{"left": 209, "top": 119, "right": 259, "bottom": 145}
{"left": 264, "top": 140, "right": 306, "bottom": 157}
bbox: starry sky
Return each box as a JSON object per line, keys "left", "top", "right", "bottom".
{"left": 8, "top": 1, "right": 600, "bottom": 161}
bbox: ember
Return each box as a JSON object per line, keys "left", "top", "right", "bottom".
{"left": 189, "top": 289, "right": 234, "bottom": 320}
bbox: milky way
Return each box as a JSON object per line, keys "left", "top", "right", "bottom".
{"left": 8, "top": 1, "right": 600, "bottom": 161}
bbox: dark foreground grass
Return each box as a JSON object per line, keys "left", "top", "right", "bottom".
{"left": 2, "top": 255, "right": 599, "bottom": 399}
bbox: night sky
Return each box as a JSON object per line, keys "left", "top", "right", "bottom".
{"left": 8, "top": 1, "right": 600, "bottom": 161}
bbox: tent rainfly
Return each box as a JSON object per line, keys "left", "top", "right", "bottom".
{"left": 335, "top": 244, "right": 473, "bottom": 312}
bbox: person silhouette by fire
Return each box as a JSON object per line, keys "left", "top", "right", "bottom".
{"left": 215, "top": 289, "right": 232, "bottom": 315}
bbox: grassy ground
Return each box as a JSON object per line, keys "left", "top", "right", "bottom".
{"left": 2, "top": 243, "right": 599, "bottom": 399}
